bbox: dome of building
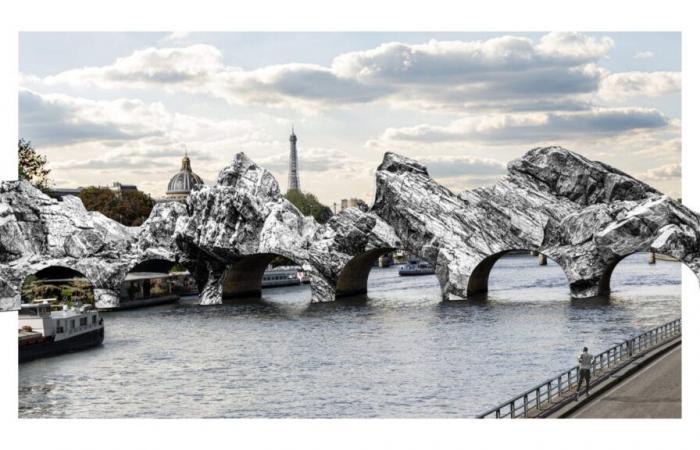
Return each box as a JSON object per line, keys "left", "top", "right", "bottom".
{"left": 166, "top": 154, "right": 203, "bottom": 200}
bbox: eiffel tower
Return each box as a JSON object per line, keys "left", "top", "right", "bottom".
{"left": 288, "top": 127, "right": 300, "bottom": 192}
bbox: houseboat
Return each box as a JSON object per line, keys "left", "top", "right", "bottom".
{"left": 398, "top": 260, "right": 436, "bottom": 276}
{"left": 116, "top": 272, "right": 180, "bottom": 310}
{"left": 18, "top": 302, "right": 104, "bottom": 362}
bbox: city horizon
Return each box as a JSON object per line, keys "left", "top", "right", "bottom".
{"left": 19, "top": 32, "right": 681, "bottom": 205}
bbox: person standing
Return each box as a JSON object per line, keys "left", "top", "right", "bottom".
{"left": 576, "top": 346, "right": 594, "bottom": 400}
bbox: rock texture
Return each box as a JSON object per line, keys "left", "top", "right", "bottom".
{"left": 1, "top": 146, "right": 699, "bottom": 311}
{"left": 0, "top": 181, "right": 186, "bottom": 309}
{"left": 176, "top": 153, "right": 400, "bottom": 303}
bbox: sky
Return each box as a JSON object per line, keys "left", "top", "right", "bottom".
{"left": 18, "top": 32, "right": 682, "bottom": 205}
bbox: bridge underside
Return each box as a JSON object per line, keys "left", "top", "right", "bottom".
{"left": 222, "top": 254, "right": 278, "bottom": 300}
{"left": 335, "top": 248, "right": 396, "bottom": 298}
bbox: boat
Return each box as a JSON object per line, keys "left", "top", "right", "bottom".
{"left": 116, "top": 271, "right": 180, "bottom": 310}
{"left": 18, "top": 302, "right": 104, "bottom": 362}
{"left": 398, "top": 260, "right": 435, "bottom": 276}
{"left": 262, "top": 266, "right": 302, "bottom": 288}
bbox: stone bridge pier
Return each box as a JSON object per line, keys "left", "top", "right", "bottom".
{"left": 188, "top": 253, "right": 332, "bottom": 305}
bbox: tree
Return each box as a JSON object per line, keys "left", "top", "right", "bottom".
{"left": 18, "top": 139, "right": 51, "bottom": 191}
{"left": 79, "top": 187, "right": 155, "bottom": 226}
{"left": 285, "top": 189, "right": 333, "bottom": 224}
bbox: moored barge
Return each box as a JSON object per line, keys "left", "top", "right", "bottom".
{"left": 18, "top": 302, "right": 104, "bottom": 362}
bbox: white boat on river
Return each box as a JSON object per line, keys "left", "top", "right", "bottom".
{"left": 18, "top": 302, "right": 104, "bottom": 362}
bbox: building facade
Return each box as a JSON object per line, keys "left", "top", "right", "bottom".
{"left": 340, "top": 198, "right": 362, "bottom": 211}
{"left": 47, "top": 182, "right": 139, "bottom": 201}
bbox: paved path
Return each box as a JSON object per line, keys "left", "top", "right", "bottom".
{"left": 570, "top": 345, "right": 681, "bottom": 418}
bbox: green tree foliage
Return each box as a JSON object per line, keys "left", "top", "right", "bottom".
{"left": 79, "top": 187, "right": 155, "bottom": 226}
{"left": 21, "top": 278, "right": 94, "bottom": 305}
{"left": 18, "top": 139, "right": 51, "bottom": 191}
{"left": 285, "top": 189, "right": 333, "bottom": 224}
{"left": 270, "top": 255, "right": 295, "bottom": 267}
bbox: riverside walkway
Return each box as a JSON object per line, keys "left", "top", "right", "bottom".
{"left": 478, "top": 319, "right": 681, "bottom": 419}
{"left": 565, "top": 344, "right": 681, "bottom": 418}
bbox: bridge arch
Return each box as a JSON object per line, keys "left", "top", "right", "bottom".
{"left": 117, "top": 257, "right": 182, "bottom": 306}
{"left": 221, "top": 252, "right": 312, "bottom": 301}
{"left": 21, "top": 265, "right": 95, "bottom": 305}
{"left": 335, "top": 247, "right": 397, "bottom": 298}
{"left": 599, "top": 251, "right": 683, "bottom": 295}
{"left": 334, "top": 247, "right": 443, "bottom": 301}
{"left": 467, "top": 249, "right": 566, "bottom": 297}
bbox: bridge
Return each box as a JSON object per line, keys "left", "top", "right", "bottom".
{"left": 1, "top": 146, "right": 699, "bottom": 310}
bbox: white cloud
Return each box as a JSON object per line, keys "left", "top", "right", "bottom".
{"left": 19, "top": 88, "right": 269, "bottom": 149}
{"left": 257, "top": 148, "right": 367, "bottom": 174}
{"left": 19, "top": 89, "right": 168, "bottom": 146}
{"left": 27, "top": 33, "right": 632, "bottom": 111}
{"left": 376, "top": 108, "right": 671, "bottom": 144}
{"left": 638, "top": 163, "right": 681, "bottom": 181}
{"left": 634, "top": 50, "right": 655, "bottom": 59}
{"left": 599, "top": 71, "right": 681, "bottom": 100}
{"left": 159, "top": 32, "right": 191, "bottom": 44}
{"left": 418, "top": 155, "right": 506, "bottom": 178}
{"left": 43, "top": 44, "right": 224, "bottom": 91}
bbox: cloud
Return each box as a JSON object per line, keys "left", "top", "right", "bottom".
{"left": 377, "top": 107, "right": 671, "bottom": 144}
{"left": 634, "top": 51, "right": 655, "bottom": 59}
{"left": 331, "top": 32, "right": 611, "bottom": 109}
{"left": 159, "top": 32, "right": 191, "bottom": 44}
{"left": 19, "top": 89, "right": 165, "bottom": 146}
{"left": 599, "top": 72, "right": 681, "bottom": 100}
{"left": 639, "top": 163, "right": 681, "bottom": 181}
{"left": 215, "top": 64, "right": 391, "bottom": 107}
{"left": 28, "top": 33, "right": 639, "bottom": 112}
{"left": 256, "top": 148, "right": 366, "bottom": 174}
{"left": 43, "top": 44, "right": 224, "bottom": 90}
{"left": 19, "top": 88, "right": 269, "bottom": 150}
{"left": 418, "top": 155, "right": 506, "bottom": 178}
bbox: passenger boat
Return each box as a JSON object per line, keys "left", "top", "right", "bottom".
{"left": 398, "top": 260, "right": 435, "bottom": 276}
{"left": 262, "top": 266, "right": 302, "bottom": 288}
{"left": 18, "top": 302, "right": 104, "bottom": 362}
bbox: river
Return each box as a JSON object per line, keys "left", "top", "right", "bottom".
{"left": 18, "top": 253, "right": 681, "bottom": 418}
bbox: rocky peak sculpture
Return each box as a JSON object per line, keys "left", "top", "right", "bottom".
{"left": 1, "top": 146, "right": 698, "bottom": 311}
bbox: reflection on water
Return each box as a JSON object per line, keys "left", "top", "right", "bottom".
{"left": 18, "top": 253, "right": 681, "bottom": 418}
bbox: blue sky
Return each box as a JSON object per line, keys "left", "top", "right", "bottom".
{"left": 18, "top": 32, "right": 682, "bottom": 203}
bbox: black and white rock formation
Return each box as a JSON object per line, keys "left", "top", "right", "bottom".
{"left": 0, "top": 180, "right": 186, "bottom": 310}
{"left": 372, "top": 147, "right": 700, "bottom": 298}
{"left": 1, "top": 146, "right": 698, "bottom": 311}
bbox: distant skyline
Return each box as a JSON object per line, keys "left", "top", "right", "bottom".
{"left": 19, "top": 32, "right": 681, "bottom": 204}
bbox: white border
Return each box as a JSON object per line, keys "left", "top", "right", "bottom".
{"left": 1, "top": 1, "right": 699, "bottom": 449}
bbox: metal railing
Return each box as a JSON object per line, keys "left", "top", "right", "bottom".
{"left": 477, "top": 318, "right": 681, "bottom": 418}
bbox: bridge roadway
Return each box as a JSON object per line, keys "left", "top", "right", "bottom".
{"left": 567, "top": 344, "right": 681, "bottom": 418}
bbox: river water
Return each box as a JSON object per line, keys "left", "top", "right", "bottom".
{"left": 18, "top": 253, "right": 681, "bottom": 418}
